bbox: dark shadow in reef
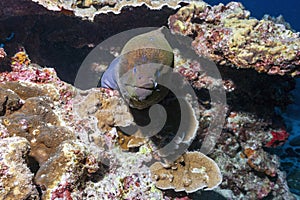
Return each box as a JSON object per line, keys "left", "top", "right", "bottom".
{"left": 162, "top": 189, "right": 227, "bottom": 200}
{"left": 128, "top": 90, "right": 181, "bottom": 150}
{"left": 85, "top": 160, "right": 110, "bottom": 183}
{"left": 218, "top": 66, "right": 295, "bottom": 119}
{"left": 0, "top": 4, "right": 178, "bottom": 84}
{"left": 26, "top": 155, "right": 40, "bottom": 174}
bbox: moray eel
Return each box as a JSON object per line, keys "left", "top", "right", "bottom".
{"left": 101, "top": 28, "right": 174, "bottom": 109}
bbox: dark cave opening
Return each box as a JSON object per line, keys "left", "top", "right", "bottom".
{"left": 0, "top": 5, "right": 178, "bottom": 84}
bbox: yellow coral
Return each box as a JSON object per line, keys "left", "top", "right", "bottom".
{"left": 12, "top": 51, "right": 31, "bottom": 65}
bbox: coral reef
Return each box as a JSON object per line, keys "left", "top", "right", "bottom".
{"left": 0, "top": 0, "right": 299, "bottom": 199}
{"left": 1, "top": 33, "right": 296, "bottom": 200}
{"left": 150, "top": 151, "right": 222, "bottom": 193}
{"left": 35, "top": 141, "right": 100, "bottom": 199}
{"left": 0, "top": 50, "right": 166, "bottom": 199}
{"left": 209, "top": 111, "right": 295, "bottom": 199}
{"left": 0, "top": 137, "right": 39, "bottom": 200}
{"left": 73, "top": 88, "right": 133, "bottom": 133}
{"left": 168, "top": 2, "right": 300, "bottom": 76}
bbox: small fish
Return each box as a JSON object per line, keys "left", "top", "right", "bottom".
{"left": 0, "top": 32, "right": 14, "bottom": 48}
{"left": 101, "top": 28, "right": 174, "bottom": 109}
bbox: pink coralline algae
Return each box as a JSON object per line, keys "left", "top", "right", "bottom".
{"left": 0, "top": 50, "right": 58, "bottom": 84}
{"left": 168, "top": 2, "right": 300, "bottom": 76}
{"left": 50, "top": 182, "right": 73, "bottom": 200}
{"left": 173, "top": 49, "right": 233, "bottom": 92}
{"left": 265, "top": 129, "right": 289, "bottom": 147}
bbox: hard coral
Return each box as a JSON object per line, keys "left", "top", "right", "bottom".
{"left": 169, "top": 2, "right": 300, "bottom": 76}
{"left": 0, "top": 91, "right": 75, "bottom": 164}
{"left": 32, "top": 0, "right": 189, "bottom": 20}
{"left": 117, "top": 131, "right": 148, "bottom": 151}
{"left": 73, "top": 88, "right": 133, "bottom": 132}
{"left": 35, "top": 141, "right": 100, "bottom": 199}
{"left": 150, "top": 151, "right": 222, "bottom": 193}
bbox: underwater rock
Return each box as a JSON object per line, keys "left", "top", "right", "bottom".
{"left": 150, "top": 151, "right": 222, "bottom": 193}
{"left": 0, "top": 137, "right": 39, "bottom": 199}
{"left": 0, "top": 81, "right": 60, "bottom": 101}
{"left": 168, "top": 2, "right": 300, "bottom": 76}
{"left": 0, "top": 0, "right": 50, "bottom": 18}
{"left": 173, "top": 48, "right": 224, "bottom": 91}
{"left": 243, "top": 148, "right": 278, "bottom": 177}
